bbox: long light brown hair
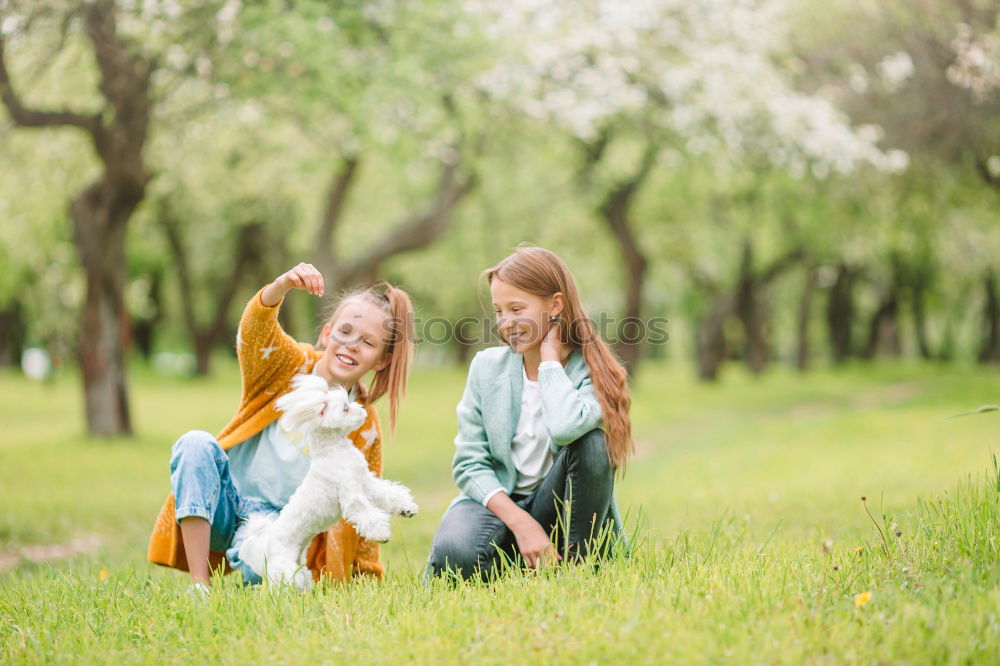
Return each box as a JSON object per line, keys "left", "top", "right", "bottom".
{"left": 483, "top": 246, "right": 635, "bottom": 471}
{"left": 317, "top": 281, "right": 414, "bottom": 432}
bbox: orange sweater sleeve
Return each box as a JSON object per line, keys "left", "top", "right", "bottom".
{"left": 236, "top": 285, "right": 306, "bottom": 397}
{"left": 352, "top": 409, "right": 386, "bottom": 579}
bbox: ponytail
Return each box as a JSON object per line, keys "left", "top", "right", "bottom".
{"left": 367, "top": 284, "right": 414, "bottom": 432}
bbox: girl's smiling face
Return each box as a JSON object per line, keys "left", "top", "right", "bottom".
{"left": 318, "top": 298, "right": 392, "bottom": 388}
{"left": 490, "top": 277, "right": 563, "bottom": 353}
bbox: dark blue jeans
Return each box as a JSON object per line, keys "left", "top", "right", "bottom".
{"left": 428, "top": 428, "right": 619, "bottom": 580}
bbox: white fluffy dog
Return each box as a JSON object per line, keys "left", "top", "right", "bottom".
{"left": 238, "top": 374, "right": 418, "bottom": 591}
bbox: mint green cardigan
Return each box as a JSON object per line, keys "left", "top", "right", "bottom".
{"left": 448, "top": 345, "right": 623, "bottom": 531}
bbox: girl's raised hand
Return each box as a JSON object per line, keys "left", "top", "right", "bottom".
{"left": 278, "top": 262, "right": 325, "bottom": 298}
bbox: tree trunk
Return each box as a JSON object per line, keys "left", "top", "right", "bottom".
{"left": 312, "top": 157, "right": 361, "bottom": 287}
{"left": 0, "top": 300, "right": 26, "bottom": 368}
{"left": 937, "top": 318, "right": 956, "bottom": 362}
{"left": 1, "top": 1, "right": 154, "bottom": 436}
{"left": 695, "top": 294, "right": 730, "bottom": 381}
{"left": 826, "top": 263, "right": 857, "bottom": 364}
{"left": 600, "top": 198, "right": 648, "bottom": 374}
{"left": 734, "top": 240, "right": 767, "bottom": 374}
{"left": 454, "top": 337, "right": 476, "bottom": 366}
{"left": 73, "top": 180, "right": 144, "bottom": 436}
{"left": 796, "top": 265, "right": 818, "bottom": 372}
{"left": 131, "top": 269, "right": 163, "bottom": 362}
{"left": 597, "top": 146, "right": 656, "bottom": 376}
{"left": 863, "top": 296, "right": 901, "bottom": 359}
{"left": 863, "top": 260, "right": 903, "bottom": 359}
{"left": 910, "top": 267, "right": 934, "bottom": 360}
{"left": 161, "top": 210, "right": 268, "bottom": 377}
{"left": 979, "top": 268, "right": 1000, "bottom": 364}
{"left": 194, "top": 334, "right": 213, "bottom": 377}
{"left": 733, "top": 240, "right": 802, "bottom": 375}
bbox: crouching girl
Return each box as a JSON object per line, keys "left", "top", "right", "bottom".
{"left": 427, "top": 246, "right": 634, "bottom": 580}
{"left": 148, "top": 262, "right": 414, "bottom": 587}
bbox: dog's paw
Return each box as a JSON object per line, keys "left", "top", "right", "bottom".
{"left": 265, "top": 558, "right": 301, "bottom": 587}
{"left": 379, "top": 481, "right": 419, "bottom": 517}
{"left": 352, "top": 512, "right": 392, "bottom": 543}
{"left": 238, "top": 535, "right": 267, "bottom": 577}
{"left": 291, "top": 567, "right": 314, "bottom": 593}
{"left": 398, "top": 499, "right": 419, "bottom": 518}
{"left": 237, "top": 513, "right": 277, "bottom": 577}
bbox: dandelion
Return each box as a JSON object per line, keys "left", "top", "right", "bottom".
{"left": 821, "top": 539, "right": 833, "bottom": 553}
{"left": 855, "top": 545, "right": 863, "bottom": 554}
{"left": 98, "top": 569, "right": 110, "bottom": 581}
{"left": 854, "top": 590, "right": 872, "bottom": 607}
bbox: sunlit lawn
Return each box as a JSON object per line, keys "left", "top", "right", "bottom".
{"left": 1, "top": 355, "right": 997, "bottom": 663}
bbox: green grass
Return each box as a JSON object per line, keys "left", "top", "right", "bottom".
{"left": 1, "top": 357, "right": 998, "bottom": 663}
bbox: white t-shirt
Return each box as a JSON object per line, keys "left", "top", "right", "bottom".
{"left": 482, "top": 360, "right": 563, "bottom": 506}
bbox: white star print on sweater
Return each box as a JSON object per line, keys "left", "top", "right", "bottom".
{"left": 359, "top": 424, "right": 379, "bottom": 452}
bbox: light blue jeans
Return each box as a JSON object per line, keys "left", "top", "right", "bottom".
{"left": 169, "top": 429, "right": 278, "bottom": 585}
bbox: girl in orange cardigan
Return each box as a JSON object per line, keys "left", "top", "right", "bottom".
{"left": 148, "top": 263, "right": 414, "bottom": 588}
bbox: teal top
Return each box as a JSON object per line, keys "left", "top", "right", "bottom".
{"left": 448, "top": 345, "right": 623, "bottom": 529}
{"left": 227, "top": 374, "right": 358, "bottom": 509}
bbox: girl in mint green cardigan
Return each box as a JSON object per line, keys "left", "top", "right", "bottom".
{"left": 427, "top": 246, "right": 634, "bottom": 579}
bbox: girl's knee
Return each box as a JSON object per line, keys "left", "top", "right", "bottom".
{"left": 170, "top": 430, "right": 223, "bottom": 468}
{"left": 429, "top": 526, "right": 497, "bottom": 578}
{"left": 428, "top": 501, "right": 509, "bottom": 579}
{"left": 429, "top": 531, "right": 477, "bottom": 576}
{"left": 570, "top": 428, "right": 612, "bottom": 477}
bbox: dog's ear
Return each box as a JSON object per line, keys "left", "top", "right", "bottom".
{"left": 346, "top": 401, "right": 367, "bottom": 431}
{"left": 276, "top": 374, "right": 330, "bottom": 435}
{"left": 277, "top": 375, "right": 327, "bottom": 412}
{"left": 290, "top": 373, "right": 328, "bottom": 392}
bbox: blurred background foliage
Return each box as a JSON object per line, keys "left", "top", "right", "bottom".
{"left": 0, "top": 0, "right": 997, "bottom": 435}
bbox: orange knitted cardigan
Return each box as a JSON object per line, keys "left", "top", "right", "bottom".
{"left": 147, "top": 285, "right": 385, "bottom": 581}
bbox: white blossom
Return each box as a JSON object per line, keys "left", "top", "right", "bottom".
{"left": 947, "top": 22, "right": 1000, "bottom": 103}
{"left": 469, "top": 0, "right": 905, "bottom": 174}
{"left": 876, "top": 51, "right": 915, "bottom": 92}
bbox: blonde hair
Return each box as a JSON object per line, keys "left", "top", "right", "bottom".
{"left": 483, "top": 246, "right": 635, "bottom": 471}
{"left": 317, "top": 281, "right": 414, "bottom": 432}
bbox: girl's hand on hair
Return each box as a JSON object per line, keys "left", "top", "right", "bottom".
{"left": 512, "top": 515, "right": 562, "bottom": 568}
{"left": 277, "top": 262, "right": 325, "bottom": 297}
{"left": 540, "top": 319, "right": 572, "bottom": 364}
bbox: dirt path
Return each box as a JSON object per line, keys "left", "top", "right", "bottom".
{"left": 0, "top": 534, "right": 102, "bottom": 573}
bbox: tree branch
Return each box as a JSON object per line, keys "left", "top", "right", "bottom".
{"left": 598, "top": 143, "right": 658, "bottom": 265}
{"left": 207, "top": 223, "right": 263, "bottom": 342}
{"left": 318, "top": 156, "right": 361, "bottom": 255}
{"left": 157, "top": 203, "right": 199, "bottom": 339}
{"left": 334, "top": 159, "right": 476, "bottom": 286}
{"left": 0, "top": 31, "right": 100, "bottom": 133}
{"left": 601, "top": 144, "right": 657, "bottom": 212}
{"left": 159, "top": 201, "right": 260, "bottom": 346}
{"left": 758, "top": 247, "right": 806, "bottom": 285}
